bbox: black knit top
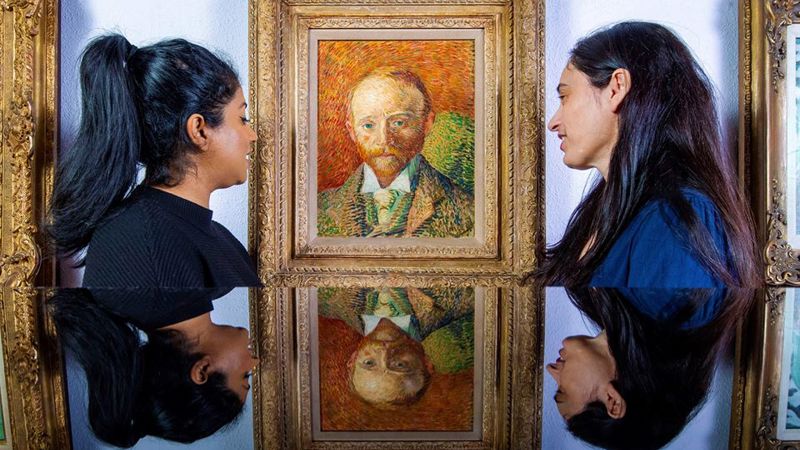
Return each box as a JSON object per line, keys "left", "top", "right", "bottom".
{"left": 83, "top": 186, "right": 260, "bottom": 288}
{"left": 85, "top": 287, "right": 231, "bottom": 329}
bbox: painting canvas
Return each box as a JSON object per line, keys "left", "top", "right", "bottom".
{"left": 779, "top": 289, "right": 800, "bottom": 439}
{"left": 786, "top": 26, "right": 800, "bottom": 246}
{"left": 308, "top": 29, "right": 485, "bottom": 243}
{"left": 310, "top": 286, "right": 483, "bottom": 440}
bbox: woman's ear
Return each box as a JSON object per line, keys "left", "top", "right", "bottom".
{"left": 186, "top": 113, "right": 209, "bottom": 149}
{"left": 190, "top": 356, "right": 212, "bottom": 385}
{"left": 601, "top": 382, "right": 627, "bottom": 419}
{"left": 607, "top": 68, "right": 631, "bottom": 113}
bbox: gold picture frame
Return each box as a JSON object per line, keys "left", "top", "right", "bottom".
{"left": 734, "top": 1, "right": 800, "bottom": 449}
{"left": 251, "top": 282, "right": 542, "bottom": 449}
{"left": 249, "top": 0, "right": 544, "bottom": 277}
{"left": 0, "top": 0, "right": 71, "bottom": 449}
{"left": 249, "top": 0, "right": 544, "bottom": 447}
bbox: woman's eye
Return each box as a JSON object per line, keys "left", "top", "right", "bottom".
{"left": 241, "top": 116, "right": 252, "bottom": 124}
{"left": 244, "top": 371, "right": 252, "bottom": 380}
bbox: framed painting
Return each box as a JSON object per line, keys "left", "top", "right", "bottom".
{"left": 249, "top": 284, "right": 541, "bottom": 449}
{"left": 249, "top": 1, "right": 544, "bottom": 448}
{"left": 250, "top": 0, "right": 543, "bottom": 275}
{"left": 751, "top": 0, "right": 800, "bottom": 284}
{"left": 734, "top": 1, "right": 800, "bottom": 448}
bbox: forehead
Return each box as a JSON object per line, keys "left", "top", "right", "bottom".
{"left": 558, "top": 64, "right": 589, "bottom": 90}
{"left": 350, "top": 76, "right": 426, "bottom": 115}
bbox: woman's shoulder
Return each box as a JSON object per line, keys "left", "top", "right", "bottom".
{"left": 593, "top": 188, "right": 727, "bottom": 288}
{"left": 635, "top": 188, "right": 723, "bottom": 232}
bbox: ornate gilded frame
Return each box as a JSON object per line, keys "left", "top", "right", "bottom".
{"left": 0, "top": 0, "right": 70, "bottom": 449}
{"left": 755, "top": 0, "right": 800, "bottom": 285}
{"left": 249, "top": 0, "right": 544, "bottom": 448}
{"left": 733, "top": 1, "right": 800, "bottom": 449}
{"left": 249, "top": 0, "right": 543, "bottom": 277}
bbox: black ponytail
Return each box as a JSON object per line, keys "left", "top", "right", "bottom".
{"left": 49, "top": 290, "right": 243, "bottom": 447}
{"left": 49, "top": 288, "right": 144, "bottom": 447}
{"left": 48, "top": 34, "right": 239, "bottom": 259}
{"left": 49, "top": 35, "right": 142, "bottom": 260}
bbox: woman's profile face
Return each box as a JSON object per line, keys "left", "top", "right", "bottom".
{"left": 200, "top": 87, "right": 257, "bottom": 189}
{"left": 546, "top": 332, "right": 617, "bottom": 420}
{"left": 548, "top": 64, "right": 618, "bottom": 177}
{"left": 207, "top": 324, "right": 258, "bottom": 402}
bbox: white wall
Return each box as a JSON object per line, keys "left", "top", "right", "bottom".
{"left": 60, "top": 1, "right": 252, "bottom": 449}
{"left": 60, "top": 0, "right": 740, "bottom": 448}
{"left": 543, "top": 0, "right": 739, "bottom": 449}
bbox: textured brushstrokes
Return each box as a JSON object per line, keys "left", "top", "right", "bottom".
{"left": 317, "top": 287, "right": 475, "bottom": 431}
{"left": 315, "top": 40, "right": 476, "bottom": 239}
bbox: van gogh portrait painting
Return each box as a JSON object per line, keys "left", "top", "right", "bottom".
{"left": 311, "top": 286, "right": 482, "bottom": 439}
{"left": 311, "top": 33, "right": 480, "bottom": 240}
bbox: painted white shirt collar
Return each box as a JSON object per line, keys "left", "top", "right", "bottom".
{"left": 360, "top": 154, "right": 421, "bottom": 194}
{"left": 361, "top": 314, "right": 412, "bottom": 335}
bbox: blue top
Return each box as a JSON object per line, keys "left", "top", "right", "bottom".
{"left": 590, "top": 190, "right": 731, "bottom": 288}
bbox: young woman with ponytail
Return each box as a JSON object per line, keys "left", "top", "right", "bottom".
{"left": 49, "top": 289, "right": 256, "bottom": 447}
{"left": 48, "top": 34, "right": 259, "bottom": 287}
{"left": 537, "top": 22, "right": 760, "bottom": 287}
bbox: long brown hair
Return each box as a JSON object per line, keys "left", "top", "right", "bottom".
{"left": 537, "top": 22, "right": 760, "bottom": 286}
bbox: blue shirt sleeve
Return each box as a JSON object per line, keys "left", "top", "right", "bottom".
{"left": 591, "top": 192, "right": 729, "bottom": 288}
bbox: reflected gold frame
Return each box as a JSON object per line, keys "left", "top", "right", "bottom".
{"left": 0, "top": 0, "right": 70, "bottom": 449}
{"left": 248, "top": 0, "right": 545, "bottom": 448}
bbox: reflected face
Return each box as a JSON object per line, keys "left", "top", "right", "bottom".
{"left": 547, "top": 64, "right": 617, "bottom": 175}
{"left": 347, "top": 76, "right": 434, "bottom": 184}
{"left": 203, "top": 86, "right": 257, "bottom": 189}
{"left": 208, "top": 325, "right": 258, "bottom": 402}
{"left": 546, "top": 331, "right": 616, "bottom": 419}
{"left": 348, "top": 318, "right": 431, "bottom": 408}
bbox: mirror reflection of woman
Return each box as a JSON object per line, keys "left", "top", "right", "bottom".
{"left": 547, "top": 287, "right": 750, "bottom": 449}
{"left": 537, "top": 22, "right": 759, "bottom": 287}
{"left": 48, "top": 34, "right": 259, "bottom": 288}
{"left": 49, "top": 289, "right": 257, "bottom": 447}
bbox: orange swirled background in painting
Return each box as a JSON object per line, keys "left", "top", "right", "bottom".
{"left": 318, "top": 316, "right": 474, "bottom": 431}
{"left": 317, "top": 40, "right": 475, "bottom": 191}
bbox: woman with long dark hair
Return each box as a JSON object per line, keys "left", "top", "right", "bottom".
{"left": 49, "top": 289, "right": 256, "bottom": 447}
{"left": 538, "top": 21, "right": 759, "bottom": 287}
{"left": 547, "top": 287, "right": 749, "bottom": 449}
{"left": 48, "top": 34, "right": 259, "bottom": 287}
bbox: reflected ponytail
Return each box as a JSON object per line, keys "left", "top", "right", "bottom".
{"left": 49, "top": 290, "right": 243, "bottom": 447}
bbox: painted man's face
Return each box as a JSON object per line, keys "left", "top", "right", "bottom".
{"left": 347, "top": 76, "right": 435, "bottom": 183}
{"left": 348, "top": 318, "right": 431, "bottom": 409}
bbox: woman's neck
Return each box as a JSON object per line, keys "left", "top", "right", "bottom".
{"left": 162, "top": 313, "right": 214, "bottom": 345}
{"left": 151, "top": 177, "right": 213, "bottom": 209}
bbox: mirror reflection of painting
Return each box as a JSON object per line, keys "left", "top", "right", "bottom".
{"left": 316, "top": 40, "right": 476, "bottom": 238}
{"left": 547, "top": 288, "right": 748, "bottom": 450}
{"left": 317, "top": 287, "right": 475, "bottom": 431}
